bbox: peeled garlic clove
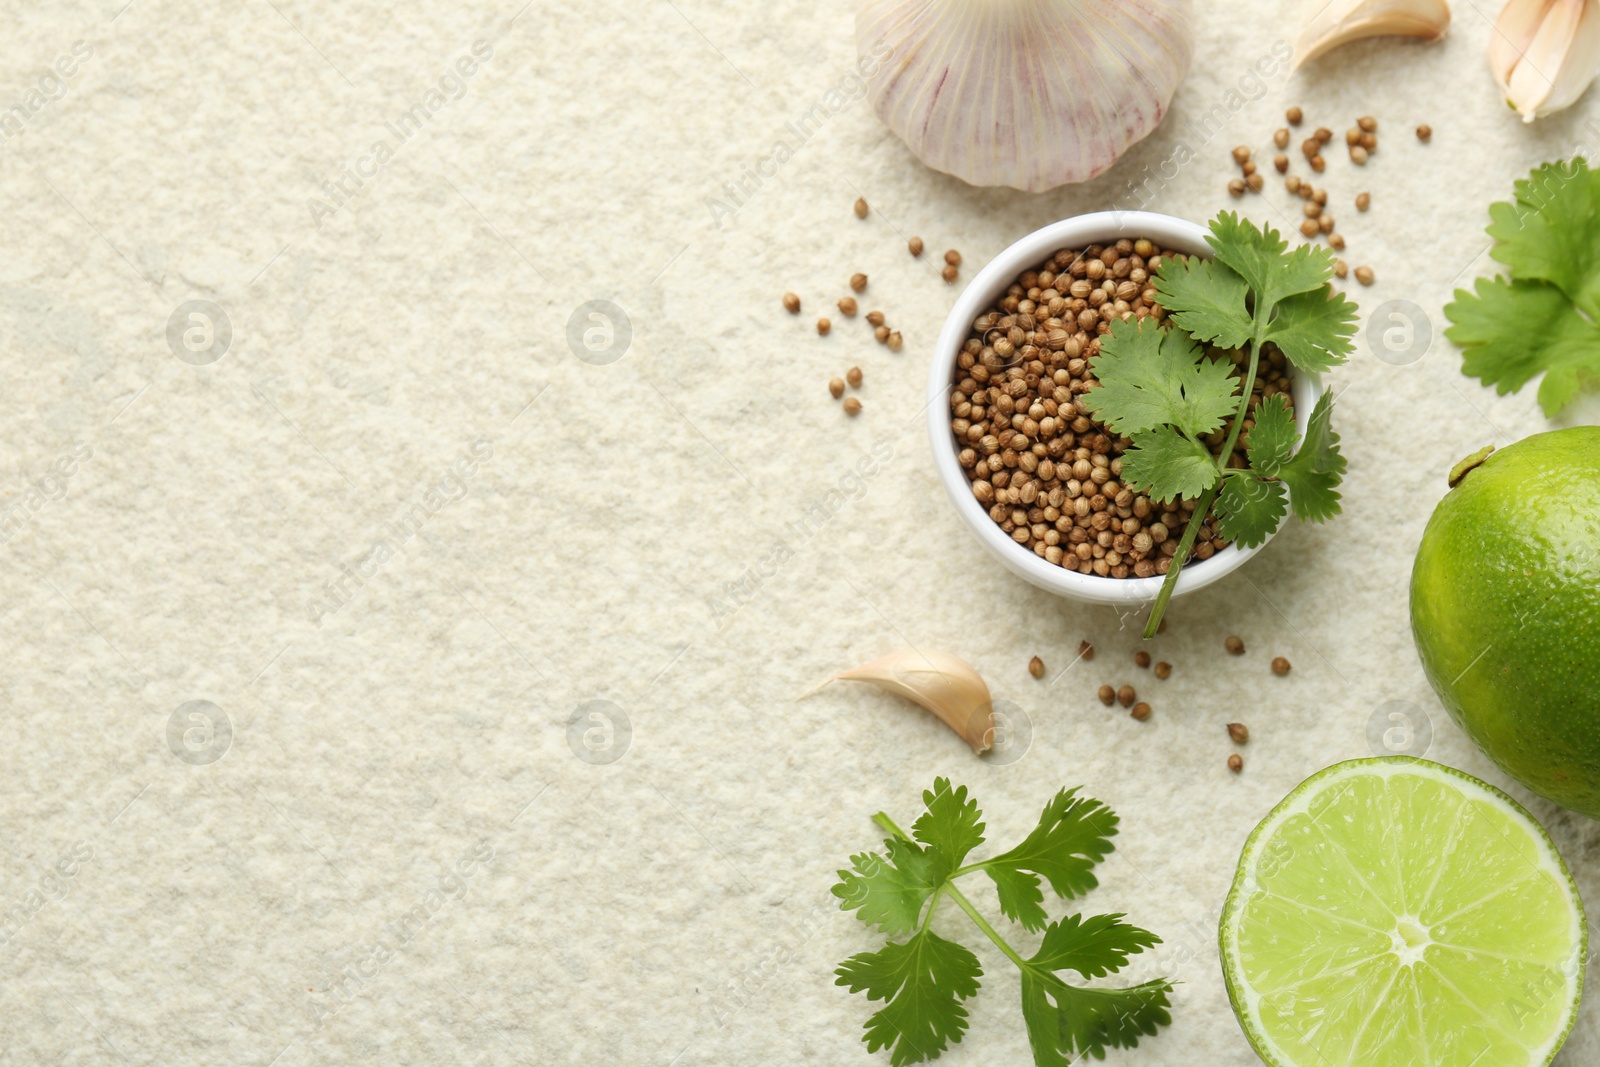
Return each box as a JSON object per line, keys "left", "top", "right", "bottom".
{"left": 1498, "top": 0, "right": 1600, "bottom": 121}
{"left": 857, "top": 0, "right": 1194, "bottom": 192}
{"left": 817, "top": 649, "right": 994, "bottom": 752}
{"left": 1291, "top": 0, "right": 1450, "bottom": 70}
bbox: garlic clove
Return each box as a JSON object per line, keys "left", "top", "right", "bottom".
{"left": 1500, "top": 0, "right": 1600, "bottom": 121}
{"left": 1291, "top": 0, "right": 1451, "bottom": 70}
{"left": 814, "top": 649, "right": 994, "bottom": 752}
{"left": 857, "top": 0, "right": 1194, "bottom": 192}
{"left": 1490, "top": 0, "right": 1554, "bottom": 90}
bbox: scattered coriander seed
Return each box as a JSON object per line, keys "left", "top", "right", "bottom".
{"left": 866, "top": 310, "right": 885, "bottom": 327}
{"left": 846, "top": 366, "right": 863, "bottom": 388}
{"left": 1300, "top": 219, "right": 1319, "bottom": 238}
{"left": 909, "top": 236, "right": 924, "bottom": 256}
{"left": 783, "top": 292, "right": 800, "bottom": 314}
{"left": 1274, "top": 127, "right": 1291, "bottom": 149}
{"left": 1301, "top": 137, "right": 1320, "bottom": 159}
{"left": 1228, "top": 178, "right": 1247, "bottom": 197}
{"left": 1130, "top": 702, "right": 1151, "bottom": 721}
{"left": 1310, "top": 155, "right": 1326, "bottom": 172}
{"left": 1358, "top": 115, "right": 1377, "bottom": 133}
{"left": 1134, "top": 650, "right": 1151, "bottom": 669}
{"left": 838, "top": 296, "right": 858, "bottom": 317}
{"left": 1314, "top": 126, "right": 1333, "bottom": 144}
{"left": 1313, "top": 187, "right": 1328, "bottom": 204}
{"left": 1154, "top": 661, "right": 1172, "bottom": 679}
{"left": 817, "top": 317, "right": 831, "bottom": 335}
{"left": 1350, "top": 145, "right": 1369, "bottom": 165}
{"left": 1080, "top": 640, "right": 1095, "bottom": 661}
{"left": 873, "top": 325, "right": 890, "bottom": 343}
{"left": 1359, "top": 131, "right": 1377, "bottom": 151}
{"left": 1286, "top": 106, "right": 1303, "bottom": 125}
{"left": 1225, "top": 635, "right": 1245, "bottom": 655}
{"left": 1319, "top": 214, "right": 1335, "bottom": 235}
{"left": 1304, "top": 201, "right": 1323, "bottom": 218}
{"left": 1329, "top": 233, "right": 1346, "bottom": 251}
{"left": 829, "top": 377, "right": 845, "bottom": 398}
{"left": 1117, "top": 684, "right": 1136, "bottom": 708}
{"left": 1246, "top": 172, "right": 1265, "bottom": 192}
{"left": 1345, "top": 127, "right": 1362, "bottom": 146}
{"left": 854, "top": 197, "right": 869, "bottom": 218}
{"left": 1228, "top": 722, "right": 1250, "bottom": 743}
{"left": 1335, "top": 258, "right": 1349, "bottom": 279}
{"left": 1242, "top": 161, "right": 1258, "bottom": 178}
{"left": 1029, "top": 655, "right": 1045, "bottom": 678}
{"left": 945, "top": 249, "right": 962, "bottom": 266}
{"left": 1416, "top": 123, "right": 1432, "bottom": 142}
{"left": 887, "top": 331, "right": 903, "bottom": 351}
{"left": 1286, "top": 175, "right": 1302, "bottom": 193}
{"left": 942, "top": 264, "right": 959, "bottom": 283}
{"left": 1231, "top": 145, "right": 1251, "bottom": 165}
{"left": 842, "top": 396, "right": 862, "bottom": 417}
{"left": 849, "top": 272, "right": 868, "bottom": 293}
{"left": 1355, "top": 192, "right": 1371, "bottom": 211}
{"left": 1228, "top": 754, "right": 1244, "bottom": 773}
{"left": 1355, "top": 265, "right": 1375, "bottom": 286}
{"left": 1272, "top": 656, "right": 1292, "bottom": 676}
{"left": 1274, "top": 153, "right": 1289, "bottom": 174}
{"left": 1098, "top": 684, "right": 1116, "bottom": 706}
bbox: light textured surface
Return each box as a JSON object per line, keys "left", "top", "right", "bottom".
{"left": 2, "top": 2, "right": 1600, "bottom": 1064}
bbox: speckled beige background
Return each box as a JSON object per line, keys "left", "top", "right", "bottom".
{"left": 2, "top": 1, "right": 1599, "bottom": 1064}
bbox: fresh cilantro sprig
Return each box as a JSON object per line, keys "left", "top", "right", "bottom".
{"left": 1445, "top": 156, "right": 1600, "bottom": 416}
{"left": 1084, "top": 213, "right": 1354, "bottom": 636}
{"left": 832, "top": 779, "right": 1171, "bottom": 1066}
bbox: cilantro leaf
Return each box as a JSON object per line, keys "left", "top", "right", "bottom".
{"left": 836, "top": 929, "right": 983, "bottom": 1066}
{"left": 1118, "top": 426, "right": 1220, "bottom": 504}
{"left": 1030, "top": 913, "right": 1163, "bottom": 979}
{"left": 1088, "top": 318, "right": 1240, "bottom": 438}
{"left": 834, "top": 836, "right": 946, "bottom": 935}
{"left": 1215, "top": 471, "right": 1288, "bottom": 548}
{"left": 1446, "top": 274, "right": 1600, "bottom": 417}
{"left": 1019, "top": 972, "right": 1174, "bottom": 1066}
{"left": 1487, "top": 157, "right": 1600, "bottom": 320}
{"left": 1447, "top": 158, "right": 1600, "bottom": 415}
{"left": 983, "top": 788, "right": 1118, "bottom": 931}
{"left": 1246, "top": 394, "right": 1296, "bottom": 476}
{"left": 1276, "top": 389, "right": 1345, "bottom": 522}
{"left": 1206, "top": 212, "right": 1332, "bottom": 309}
{"left": 1152, "top": 254, "right": 1252, "bottom": 349}
{"left": 1262, "top": 288, "right": 1357, "bottom": 374}
{"left": 913, "top": 777, "right": 985, "bottom": 870}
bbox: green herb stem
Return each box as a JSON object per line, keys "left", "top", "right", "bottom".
{"left": 1141, "top": 327, "right": 1266, "bottom": 640}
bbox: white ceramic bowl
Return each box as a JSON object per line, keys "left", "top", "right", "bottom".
{"left": 926, "top": 210, "right": 1321, "bottom": 607}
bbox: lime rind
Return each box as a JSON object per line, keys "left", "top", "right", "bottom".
{"left": 1220, "top": 756, "right": 1587, "bottom": 1067}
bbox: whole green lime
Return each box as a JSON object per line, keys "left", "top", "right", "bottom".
{"left": 1411, "top": 426, "right": 1600, "bottom": 818}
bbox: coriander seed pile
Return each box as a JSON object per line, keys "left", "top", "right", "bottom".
{"left": 948, "top": 239, "right": 1293, "bottom": 579}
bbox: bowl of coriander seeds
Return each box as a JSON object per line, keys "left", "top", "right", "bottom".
{"left": 926, "top": 210, "right": 1321, "bottom": 607}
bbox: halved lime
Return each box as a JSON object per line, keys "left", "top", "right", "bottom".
{"left": 1221, "top": 757, "right": 1586, "bottom": 1066}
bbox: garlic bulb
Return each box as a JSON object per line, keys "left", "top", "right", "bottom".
{"left": 857, "top": 0, "right": 1194, "bottom": 192}
{"left": 810, "top": 649, "right": 995, "bottom": 752}
{"left": 1291, "top": 0, "right": 1450, "bottom": 71}
{"left": 1491, "top": 0, "right": 1600, "bottom": 121}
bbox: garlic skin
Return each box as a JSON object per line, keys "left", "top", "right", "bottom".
{"left": 815, "top": 649, "right": 995, "bottom": 752}
{"left": 1291, "top": 0, "right": 1450, "bottom": 70}
{"left": 1492, "top": 0, "right": 1600, "bottom": 122}
{"left": 857, "top": 0, "right": 1194, "bottom": 193}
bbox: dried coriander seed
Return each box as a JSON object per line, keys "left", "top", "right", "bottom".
{"left": 1334, "top": 258, "right": 1349, "bottom": 279}
{"left": 1134, "top": 650, "right": 1151, "bottom": 669}
{"left": 842, "top": 396, "right": 862, "bottom": 417}
{"left": 1227, "top": 722, "right": 1250, "bottom": 743}
{"left": 942, "top": 264, "right": 959, "bottom": 283}
{"left": 866, "top": 310, "right": 885, "bottom": 327}
{"left": 1286, "top": 175, "right": 1302, "bottom": 194}
{"left": 849, "top": 272, "right": 868, "bottom": 293}
{"left": 817, "top": 317, "right": 831, "bottom": 335}
{"left": 1329, "top": 233, "right": 1346, "bottom": 251}
{"left": 1029, "top": 655, "right": 1045, "bottom": 678}
{"left": 1355, "top": 265, "right": 1375, "bottom": 286}
{"left": 1355, "top": 192, "right": 1371, "bottom": 211}
{"left": 1130, "top": 702, "right": 1151, "bottom": 721}
{"left": 1228, "top": 754, "right": 1243, "bottom": 773}
{"left": 1358, "top": 115, "right": 1377, "bottom": 133}
{"left": 838, "top": 296, "right": 858, "bottom": 317}
{"left": 854, "top": 197, "right": 869, "bottom": 218}
{"left": 945, "top": 249, "right": 962, "bottom": 266}
{"left": 908, "top": 236, "right": 924, "bottom": 256}
{"left": 1117, "top": 684, "right": 1136, "bottom": 708}
{"left": 1274, "top": 127, "right": 1290, "bottom": 148}
{"left": 1300, "top": 219, "right": 1319, "bottom": 238}
{"left": 1286, "top": 106, "right": 1303, "bottom": 125}
{"left": 783, "top": 292, "right": 800, "bottom": 314}
{"left": 1245, "top": 172, "right": 1265, "bottom": 192}
{"left": 1350, "top": 145, "right": 1369, "bottom": 165}
{"left": 1273, "top": 153, "right": 1289, "bottom": 174}
{"left": 887, "top": 331, "right": 903, "bottom": 351}
{"left": 829, "top": 377, "right": 845, "bottom": 398}
{"left": 874, "top": 325, "right": 890, "bottom": 343}
{"left": 1416, "top": 123, "right": 1432, "bottom": 141}
{"left": 1079, "top": 640, "right": 1095, "bottom": 661}
{"left": 1272, "top": 656, "right": 1291, "bottom": 676}
{"left": 846, "top": 366, "right": 863, "bottom": 388}
{"left": 1310, "top": 155, "right": 1326, "bottom": 172}
{"left": 1228, "top": 178, "right": 1246, "bottom": 197}
{"left": 1154, "top": 661, "right": 1171, "bottom": 679}
{"left": 1096, "top": 684, "right": 1115, "bottom": 706}
{"left": 1225, "top": 635, "right": 1245, "bottom": 655}
{"left": 1231, "top": 145, "right": 1251, "bottom": 165}
{"left": 1314, "top": 126, "right": 1333, "bottom": 144}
